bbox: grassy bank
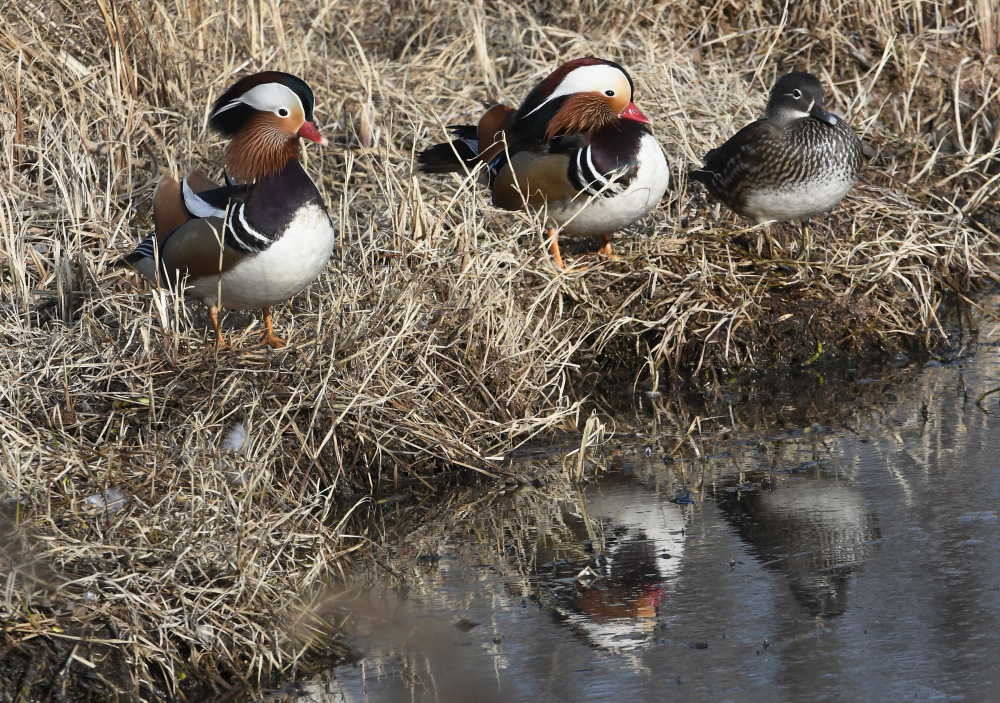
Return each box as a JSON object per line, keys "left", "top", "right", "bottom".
{"left": 2, "top": 0, "right": 998, "bottom": 697}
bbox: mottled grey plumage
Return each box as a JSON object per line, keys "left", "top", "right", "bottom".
{"left": 689, "top": 72, "right": 862, "bottom": 224}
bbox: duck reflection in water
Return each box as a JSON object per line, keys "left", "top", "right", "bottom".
{"left": 545, "top": 472, "right": 687, "bottom": 649}
{"left": 574, "top": 527, "right": 667, "bottom": 622}
{"left": 716, "top": 467, "right": 881, "bottom": 618}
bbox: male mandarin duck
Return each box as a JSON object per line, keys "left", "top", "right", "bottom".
{"left": 122, "top": 71, "right": 335, "bottom": 348}
{"left": 688, "top": 71, "right": 862, "bottom": 253}
{"left": 418, "top": 58, "right": 669, "bottom": 268}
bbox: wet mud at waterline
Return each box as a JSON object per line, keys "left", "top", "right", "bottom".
{"left": 2, "top": 0, "right": 1000, "bottom": 699}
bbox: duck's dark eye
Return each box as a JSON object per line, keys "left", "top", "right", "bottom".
{"left": 791, "top": 89, "right": 802, "bottom": 99}
{"left": 277, "top": 108, "right": 290, "bottom": 117}
{"left": 605, "top": 90, "right": 615, "bottom": 97}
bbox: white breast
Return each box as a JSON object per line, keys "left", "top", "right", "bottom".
{"left": 187, "top": 203, "right": 335, "bottom": 310}
{"left": 551, "top": 134, "right": 669, "bottom": 237}
{"left": 741, "top": 128, "right": 860, "bottom": 223}
{"left": 743, "top": 173, "right": 856, "bottom": 224}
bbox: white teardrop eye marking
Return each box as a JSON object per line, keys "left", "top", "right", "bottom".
{"left": 791, "top": 89, "right": 802, "bottom": 99}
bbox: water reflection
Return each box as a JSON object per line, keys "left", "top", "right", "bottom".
{"left": 715, "top": 468, "right": 881, "bottom": 618}
{"left": 328, "top": 346, "right": 1000, "bottom": 703}
{"left": 552, "top": 474, "right": 687, "bottom": 649}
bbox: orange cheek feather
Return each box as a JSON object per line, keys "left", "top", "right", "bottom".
{"left": 545, "top": 94, "right": 618, "bottom": 141}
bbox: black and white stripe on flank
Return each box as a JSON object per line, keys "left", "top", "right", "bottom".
{"left": 570, "top": 146, "right": 624, "bottom": 198}
{"left": 131, "top": 232, "right": 158, "bottom": 260}
{"left": 225, "top": 203, "right": 274, "bottom": 254}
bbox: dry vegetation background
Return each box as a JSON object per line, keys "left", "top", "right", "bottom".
{"left": 2, "top": 0, "right": 1000, "bottom": 698}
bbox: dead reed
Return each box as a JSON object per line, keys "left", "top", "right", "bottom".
{"left": 1, "top": 0, "right": 998, "bottom": 697}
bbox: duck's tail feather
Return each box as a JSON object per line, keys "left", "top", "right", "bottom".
{"left": 417, "top": 125, "right": 480, "bottom": 173}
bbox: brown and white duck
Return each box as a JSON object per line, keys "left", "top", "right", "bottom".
{"left": 688, "top": 71, "right": 862, "bottom": 253}
{"left": 122, "top": 71, "right": 335, "bottom": 348}
{"left": 418, "top": 58, "right": 668, "bottom": 268}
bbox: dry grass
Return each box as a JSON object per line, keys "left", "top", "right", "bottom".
{"left": 1, "top": 0, "right": 999, "bottom": 697}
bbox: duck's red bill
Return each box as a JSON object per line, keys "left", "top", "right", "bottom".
{"left": 621, "top": 102, "right": 651, "bottom": 125}
{"left": 298, "top": 121, "right": 328, "bottom": 145}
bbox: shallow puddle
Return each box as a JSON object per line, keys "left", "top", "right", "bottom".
{"left": 309, "top": 337, "right": 1000, "bottom": 702}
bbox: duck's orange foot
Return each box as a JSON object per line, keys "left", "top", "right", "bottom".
{"left": 260, "top": 306, "right": 286, "bottom": 349}
{"left": 546, "top": 227, "right": 567, "bottom": 270}
{"left": 596, "top": 235, "right": 619, "bottom": 260}
{"left": 261, "top": 331, "right": 286, "bottom": 349}
{"left": 209, "top": 306, "right": 230, "bottom": 349}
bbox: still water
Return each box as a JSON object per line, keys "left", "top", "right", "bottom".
{"left": 311, "top": 335, "right": 1000, "bottom": 702}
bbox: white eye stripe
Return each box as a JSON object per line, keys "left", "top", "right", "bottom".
{"left": 213, "top": 99, "right": 243, "bottom": 116}
{"left": 211, "top": 83, "right": 303, "bottom": 119}
{"left": 525, "top": 64, "right": 629, "bottom": 117}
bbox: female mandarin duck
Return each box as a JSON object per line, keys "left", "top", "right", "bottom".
{"left": 688, "top": 71, "right": 862, "bottom": 253}
{"left": 418, "top": 58, "right": 668, "bottom": 268}
{"left": 123, "top": 71, "right": 335, "bottom": 348}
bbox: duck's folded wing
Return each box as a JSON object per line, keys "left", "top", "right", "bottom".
{"left": 185, "top": 169, "right": 222, "bottom": 194}
{"left": 418, "top": 105, "right": 516, "bottom": 174}
{"left": 492, "top": 151, "right": 578, "bottom": 210}
{"left": 152, "top": 174, "right": 188, "bottom": 241}
{"left": 690, "top": 120, "right": 771, "bottom": 192}
{"left": 417, "top": 125, "right": 481, "bottom": 173}
{"left": 152, "top": 169, "right": 251, "bottom": 241}
{"left": 127, "top": 171, "right": 250, "bottom": 284}
{"left": 159, "top": 216, "right": 247, "bottom": 279}
{"left": 475, "top": 104, "right": 516, "bottom": 168}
